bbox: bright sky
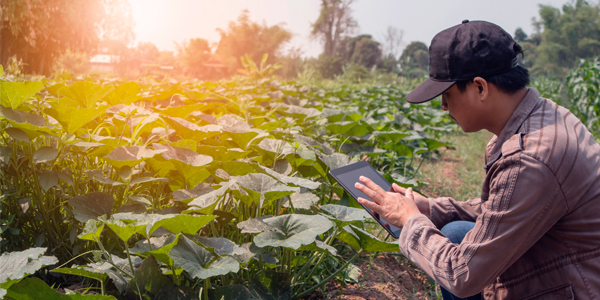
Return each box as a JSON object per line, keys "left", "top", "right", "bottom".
{"left": 128, "top": 0, "right": 572, "bottom": 58}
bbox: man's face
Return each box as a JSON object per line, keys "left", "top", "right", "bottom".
{"left": 440, "top": 83, "right": 485, "bottom": 132}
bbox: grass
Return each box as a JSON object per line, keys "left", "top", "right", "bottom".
{"left": 416, "top": 130, "right": 493, "bottom": 201}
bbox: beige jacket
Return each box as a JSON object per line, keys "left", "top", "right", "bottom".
{"left": 399, "top": 88, "right": 600, "bottom": 299}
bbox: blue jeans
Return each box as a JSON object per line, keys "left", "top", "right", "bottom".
{"left": 439, "top": 221, "right": 482, "bottom": 300}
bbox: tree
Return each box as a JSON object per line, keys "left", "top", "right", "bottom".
{"left": 132, "top": 42, "right": 160, "bottom": 61}
{"left": 399, "top": 41, "right": 429, "bottom": 78}
{"left": 381, "top": 26, "right": 404, "bottom": 59}
{"left": 310, "top": 0, "right": 358, "bottom": 56}
{"left": 0, "top": 0, "right": 134, "bottom": 75}
{"left": 180, "top": 38, "right": 212, "bottom": 78}
{"left": 337, "top": 34, "right": 382, "bottom": 69}
{"left": 514, "top": 28, "right": 528, "bottom": 43}
{"left": 532, "top": 0, "right": 600, "bottom": 76}
{"left": 215, "top": 10, "right": 292, "bottom": 75}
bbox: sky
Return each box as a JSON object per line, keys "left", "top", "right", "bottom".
{"left": 128, "top": 0, "right": 572, "bottom": 58}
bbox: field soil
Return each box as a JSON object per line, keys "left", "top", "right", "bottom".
{"left": 320, "top": 254, "right": 436, "bottom": 299}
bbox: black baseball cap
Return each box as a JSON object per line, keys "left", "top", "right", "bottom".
{"left": 406, "top": 20, "right": 522, "bottom": 104}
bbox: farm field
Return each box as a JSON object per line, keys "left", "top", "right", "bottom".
{"left": 0, "top": 64, "right": 457, "bottom": 300}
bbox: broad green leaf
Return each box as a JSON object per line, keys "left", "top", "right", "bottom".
{"left": 237, "top": 217, "right": 279, "bottom": 234}
{"left": 127, "top": 255, "right": 170, "bottom": 297}
{"left": 196, "top": 237, "right": 237, "bottom": 256}
{"left": 0, "top": 107, "right": 55, "bottom": 138}
{"left": 257, "top": 165, "right": 321, "bottom": 190}
{"left": 221, "top": 160, "right": 256, "bottom": 176}
{"left": 104, "top": 219, "right": 147, "bottom": 243}
{"left": 58, "top": 81, "right": 114, "bottom": 108}
{"left": 38, "top": 170, "right": 59, "bottom": 192}
{"left": 0, "top": 248, "right": 58, "bottom": 284}
{"left": 232, "top": 242, "right": 264, "bottom": 264}
{"left": 424, "top": 138, "right": 453, "bottom": 151}
{"left": 297, "top": 240, "right": 337, "bottom": 256}
{"left": 33, "top": 147, "right": 58, "bottom": 164}
{"left": 223, "top": 128, "right": 268, "bottom": 149}
{"left": 196, "top": 145, "right": 250, "bottom": 162}
{"left": 45, "top": 107, "right": 106, "bottom": 134}
{"left": 103, "top": 146, "right": 163, "bottom": 169}
{"left": 232, "top": 173, "right": 298, "bottom": 207}
{"left": 253, "top": 214, "right": 333, "bottom": 250}
{"left": 51, "top": 266, "right": 107, "bottom": 282}
{"left": 154, "top": 144, "right": 213, "bottom": 187}
{"left": 372, "top": 130, "right": 410, "bottom": 143}
{"left": 5, "top": 127, "right": 30, "bottom": 142}
{"left": 0, "top": 146, "right": 11, "bottom": 164}
{"left": 337, "top": 225, "right": 398, "bottom": 252}
{"left": 0, "top": 81, "right": 43, "bottom": 110}
{"left": 165, "top": 117, "right": 222, "bottom": 141}
{"left": 318, "top": 152, "right": 353, "bottom": 170}
{"left": 172, "top": 183, "right": 213, "bottom": 202}
{"left": 320, "top": 204, "right": 370, "bottom": 227}
{"left": 77, "top": 220, "right": 104, "bottom": 241}
{"left": 104, "top": 82, "right": 142, "bottom": 106}
{"left": 158, "top": 103, "right": 204, "bottom": 119}
{"left": 147, "top": 214, "right": 216, "bottom": 237}
{"left": 255, "top": 139, "right": 294, "bottom": 156}
{"left": 5, "top": 277, "right": 116, "bottom": 300}
{"left": 283, "top": 188, "right": 319, "bottom": 210}
{"left": 129, "top": 234, "right": 179, "bottom": 266}
{"left": 68, "top": 192, "right": 114, "bottom": 223}
{"left": 187, "top": 182, "right": 233, "bottom": 214}
{"left": 326, "top": 121, "right": 356, "bottom": 135}
{"left": 169, "top": 235, "right": 239, "bottom": 280}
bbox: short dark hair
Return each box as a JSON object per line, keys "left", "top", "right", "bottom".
{"left": 455, "top": 65, "right": 530, "bottom": 94}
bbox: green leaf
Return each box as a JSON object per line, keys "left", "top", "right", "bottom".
{"left": 103, "top": 146, "right": 162, "bottom": 169}
{"left": 129, "top": 234, "right": 179, "bottom": 266}
{"left": 104, "top": 82, "right": 142, "bottom": 106}
{"left": 0, "top": 81, "right": 43, "bottom": 110}
{"left": 104, "top": 219, "right": 147, "bottom": 243}
{"left": 0, "top": 247, "right": 58, "bottom": 284}
{"left": 33, "top": 147, "right": 58, "bottom": 164}
{"left": 257, "top": 165, "right": 321, "bottom": 189}
{"left": 253, "top": 214, "right": 333, "bottom": 250}
{"left": 6, "top": 277, "right": 117, "bottom": 300}
{"left": 51, "top": 266, "right": 107, "bottom": 282}
{"left": 57, "top": 81, "right": 114, "bottom": 108}
{"left": 154, "top": 144, "right": 213, "bottom": 187}
{"left": 127, "top": 255, "right": 171, "bottom": 297}
{"left": 232, "top": 173, "right": 298, "bottom": 207}
{"left": 282, "top": 188, "right": 319, "bottom": 210}
{"left": 326, "top": 121, "right": 357, "bottom": 135}
{"left": 68, "top": 192, "right": 114, "bottom": 223}
{"left": 187, "top": 182, "right": 233, "bottom": 214}
{"left": 169, "top": 235, "right": 239, "bottom": 280}
{"left": 221, "top": 160, "right": 256, "bottom": 176}
{"left": 255, "top": 139, "right": 294, "bottom": 156}
{"left": 196, "top": 145, "right": 250, "bottom": 162}
{"left": 38, "top": 170, "right": 59, "bottom": 192}
{"left": 337, "top": 225, "right": 398, "bottom": 252}
{"left": 297, "top": 240, "right": 337, "bottom": 256}
{"left": 165, "top": 117, "right": 222, "bottom": 142}
{"left": 5, "top": 127, "right": 30, "bottom": 142}
{"left": 147, "top": 214, "right": 216, "bottom": 237}
{"left": 318, "top": 152, "right": 353, "bottom": 170}
{"left": 77, "top": 220, "right": 104, "bottom": 241}
{"left": 45, "top": 107, "right": 106, "bottom": 134}
{"left": 320, "top": 204, "right": 370, "bottom": 227}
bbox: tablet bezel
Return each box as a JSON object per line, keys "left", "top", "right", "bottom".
{"left": 328, "top": 161, "right": 400, "bottom": 239}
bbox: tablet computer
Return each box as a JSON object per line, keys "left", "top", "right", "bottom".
{"left": 329, "top": 161, "right": 401, "bottom": 239}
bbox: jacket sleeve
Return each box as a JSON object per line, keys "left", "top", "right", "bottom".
{"left": 426, "top": 196, "right": 483, "bottom": 229}
{"left": 398, "top": 152, "right": 568, "bottom": 298}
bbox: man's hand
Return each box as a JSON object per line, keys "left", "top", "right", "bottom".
{"left": 354, "top": 176, "right": 422, "bottom": 228}
{"left": 389, "top": 184, "right": 430, "bottom": 218}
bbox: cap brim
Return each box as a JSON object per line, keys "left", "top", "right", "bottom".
{"left": 405, "top": 79, "right": 455, "bottom": 104}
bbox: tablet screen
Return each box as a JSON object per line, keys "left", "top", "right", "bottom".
{"left": 330, "top": 161, "right": 402, "bottom": 238}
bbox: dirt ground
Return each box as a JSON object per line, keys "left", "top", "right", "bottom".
{"left": 319, "top": 254, "right": 438, "bottom": 300}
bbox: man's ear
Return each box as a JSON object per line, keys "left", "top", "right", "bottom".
{"left": 472, "top": 77, "right": 488, "bottom": 101}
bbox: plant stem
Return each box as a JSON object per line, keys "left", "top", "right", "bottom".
{"left": 293, "top": 249, "right": 364, "bottom": 299}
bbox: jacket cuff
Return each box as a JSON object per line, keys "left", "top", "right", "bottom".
{"left": 398, "top": 214, "right": 436, "bottom": 257}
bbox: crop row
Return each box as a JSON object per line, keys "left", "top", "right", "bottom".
{"left": 0, "top": 69, "right": 453, "bottom": 299}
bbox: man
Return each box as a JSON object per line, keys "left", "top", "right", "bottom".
{"left": 354, "top": 20, "right": 600, "bottom": 299}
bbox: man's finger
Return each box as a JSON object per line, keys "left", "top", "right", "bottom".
{"left": 357, "top": 197, "right": 382, "bottom": 214}
{"left": 359, "top": 176, "right": 388, "bottom": 198}
{"left": 355, "top": 182, "right": 384, "bottom": 204}
{"left": 392, "top": 183, "right": 407, "bottom": 194}
{"left": 406, "top": 187, "right": 414, "bottom": 200}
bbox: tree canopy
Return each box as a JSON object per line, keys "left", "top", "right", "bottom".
{"left": 399, "top": 41, "right": 429, "bottom": 78}
{"left": 311, "top": 0, "right": 358, "bottom": 56}
{"left": 215, "top": 10, "right": 292, "bottom": 75}
{"left": 0, "top": 0, "right": 134, "bottom": 75}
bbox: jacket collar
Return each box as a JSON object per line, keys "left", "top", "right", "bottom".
{"left": 484, "top": 88, "right": 540, "bottom": 170}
